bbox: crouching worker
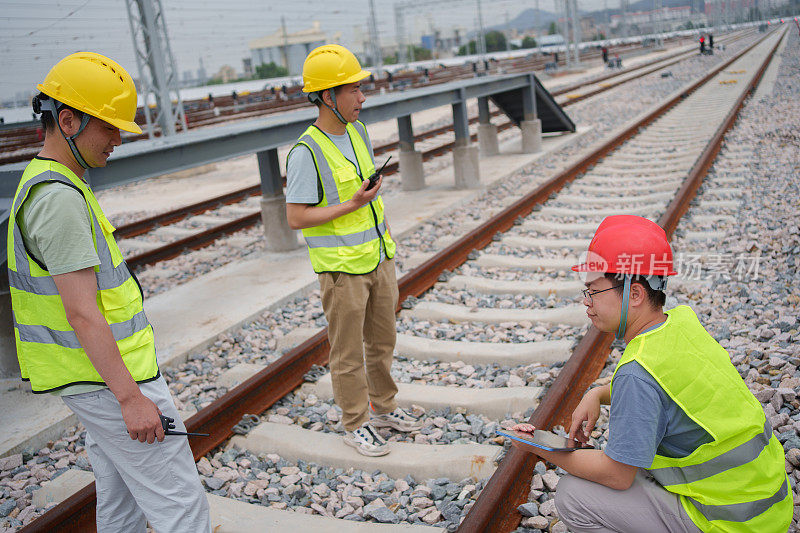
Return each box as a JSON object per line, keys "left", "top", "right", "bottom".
{"left": 511, "top": 215, "right": 791, "bottom": 532}
{"left": 10, "top": 53, "right": 210, "bottom": 531}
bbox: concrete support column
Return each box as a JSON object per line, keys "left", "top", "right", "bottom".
{"left": 521, "top": 76, "right": 543, "bottom": 154}
{"left": 521, "top": 119, "right": 543, "bottom": 153}
{"left": 0, "top": 276, "right": 19, "bottom": 378}
{"left": 397, "top": 115, "right": 424, "bottom": 191}
{"left": 452, "top": 97, "right": 480, "bottom": 189}
{"left": 257, "top": 148, "right": 300, "bottom": 252}
{"left": 477, "top": 96, "right": 499, "bottom": 156}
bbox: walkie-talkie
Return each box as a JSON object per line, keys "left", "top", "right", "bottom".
{"left": 365, "top": 156, "right": 391, "bottom": 191}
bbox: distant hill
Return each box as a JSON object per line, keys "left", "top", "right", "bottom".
{"left": 491, "top": 0, "right": 703, "bottom": 32}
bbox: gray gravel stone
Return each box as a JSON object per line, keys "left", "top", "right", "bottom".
{"left": 517, "top": 502, "right": 539, "bottom": 517}
{"left": 366, "top": 506, "right": 400, "bottom": 524}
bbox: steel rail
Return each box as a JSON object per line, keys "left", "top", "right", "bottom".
{"left": 18, "top": 28, "right": 777, "bottom": 533}
{"left": 458, "top": 27, "right": 785, "bottom": 533}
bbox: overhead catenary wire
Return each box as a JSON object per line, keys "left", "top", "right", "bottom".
{"left": 1, "top": 0, "right": 563, "bottom": 103}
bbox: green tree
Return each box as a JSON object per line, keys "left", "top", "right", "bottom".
{"left": 521, "top": 35, "right": 538, "bottom": 48}
{"left": 457, "top": 41, "right": 478, "bottom": 55}
{"left": 484, "top": 30, "right": 507, "bottom": 52}
{"left": 548, "top": 21, "right": 558, "bottom": 35}
{"left": 254, "top": 62, "right": 288, "bottom": 79}
{"left": 408, "top": 45, "right": 432, "bottom": 60}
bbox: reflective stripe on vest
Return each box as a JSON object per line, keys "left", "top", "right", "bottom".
{"left": 649, "top": 419, "right": 771, "bottom": 486}
{"left": 611, "top": 306, "right": 792, "bottom": 532}
{"left": 691, "top": 478, "right": 789, "bottom": 524}
{"left": 8, "top": 158, "right": 158, "bottom": 393}
{"left": 291, "top": 121, "right": 396, "bottom": 274}
{"left": 304, "top": 221, "right": 388, "bottom": 249}
{"left": 13, "top": 309, "right": 150, "bottom": 349}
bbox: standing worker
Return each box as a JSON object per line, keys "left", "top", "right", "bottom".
{"left": 9, "top": 53, "right": 210, "bottom": 531}
{"left": 285, "top": 44, "right": 421, "bottom": 457}
{"left": 511, "top": 216, "right": 792, "bottom": 532}
{"left": 708, "top": 33, "right": 714, "bottom": 53}
{"left": 601, "top": 46, "right": 609, "bottom": 65}
{"left": 700, "top": 35, "right": 706, "bottom": 54}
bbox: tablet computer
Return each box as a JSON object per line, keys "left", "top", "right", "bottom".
{"left": 496, "top": 428, "right": 594, "bottom": 452}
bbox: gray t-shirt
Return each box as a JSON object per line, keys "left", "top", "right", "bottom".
{"left": 17, "top": 173, "right": 107, "bottom": 397}
{"left": 285, "top": 129, "right": 375, "bottom": 204}
{"left": 605, "top": 360, "right": 714, "bottom": 467}
{"left": 18, "top": 181, "right": 100, "bottom": 276}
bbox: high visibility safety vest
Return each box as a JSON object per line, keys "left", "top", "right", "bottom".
{"left": 290, "top": 121, "right": 396, "bottom": 274}
{"left": 7, "top": 158, "right": 159, "bottom": 393}
{"left": 611, "top": 305, "right": 792, "bottom": 532}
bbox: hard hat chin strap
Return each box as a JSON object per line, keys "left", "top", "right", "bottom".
{"left": 40, "top": 97, "right": 92, "bottom": 169}
{"left": 616, "top": 275, "right": 632, "bottom": 340}
{"left": 326, "top": 88, "right": 348, "bottom": 125}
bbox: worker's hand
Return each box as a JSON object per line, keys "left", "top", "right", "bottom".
{"left": 510, "top": 423, "right": 536, "bottom": 433}
{"left": 120, "top": 393, "right": 165, "bottom": 444}
{"left": 568, "top": 388, "right": 601, "bottom": 445}
{"left": 350, "top": 176, "right": 382, "bottom": 208}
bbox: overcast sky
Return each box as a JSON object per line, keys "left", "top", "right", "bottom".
{"left": 1, "top": 0, "right": 613, "bottom": 103}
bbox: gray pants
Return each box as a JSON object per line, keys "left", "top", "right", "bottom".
{"left": 554, "top": 470, "right": 702, "bottom": 533}
{"left": 62, "top": 376, "right": 210, "bottom": 533}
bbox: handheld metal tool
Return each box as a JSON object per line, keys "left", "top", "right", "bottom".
{"left": 160, "top": 414, "right": 209, "bottom": 437}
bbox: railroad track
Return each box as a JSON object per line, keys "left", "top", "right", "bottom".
{"left": 111, "top": 30, "right": 751, "bottom": 270}
{"left": 1, "top": 35, "right": 731, "bottom": 167}
{"left": 0, "top": 39, "right": 694, "bottom": 163}
{"left": 20, "top": 25, "right": 785, "bottom": 533}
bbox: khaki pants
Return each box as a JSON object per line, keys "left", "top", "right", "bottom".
{"left": 319, "top": 259, "right": 399, "bottom": 431}
{"left": 554, "top": 470, "right": 701, "bottom": 533}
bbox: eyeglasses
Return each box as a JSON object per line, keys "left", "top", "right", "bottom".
{"left": 582, "top": 284, "right": 624, "bottom": 305}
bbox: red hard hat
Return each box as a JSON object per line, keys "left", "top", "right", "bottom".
{"left": 572, "top": 215, "right": 677, "bottom": 276}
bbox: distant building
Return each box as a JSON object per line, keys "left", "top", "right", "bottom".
{"left": 610, "top": 6, "right": 702, "bottom": 32}
{"left": 249, "top": 21, "right": 339, "bottom": 76}
{"left": 215, "top": 65, "right": 237, "bottom": 83}
{"left": 197, "top": 58, "right": 207, "bottom": 85}
{"left": 537, "top": 34, "right": 567, "bottom": 48}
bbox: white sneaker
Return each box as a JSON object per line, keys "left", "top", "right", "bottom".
{"left": 343, "top": 423, "right": 390, "bottom": 457}
{"left": 370, "top": 407, "right": 423, "bottom": 432}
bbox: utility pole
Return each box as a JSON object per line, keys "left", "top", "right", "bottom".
{"left": 651, "top": 0, "right": 663, "bottom": 45}
{"left": 620, "top": 0, "right": 629, "bottom": 38}
{"left": 570, "top": 0, "right": 581, "bottom": 65}
{"left": 561, "top": 0, "right": 572, "bottom": 68}
{"left": 280, "top": 16, "right": 289, "bottom": 71}
{"left": 505, "top": 11, "right": 511, "bottom": 52}
{"left": 368, "top": 0, "right": 383, "bottom": 71}
{"left": 476, "top": 0, "right": 487, "bottom": 59}
{"left": 125, "top": 0, "right": 186, "bottom": 137}
{"left": 394, "top": 3, "right": 407, "bottom": 65}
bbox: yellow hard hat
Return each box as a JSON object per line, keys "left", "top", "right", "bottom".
{"left": 302, "top": 44, "right": 370, "bottom": 93}
{"left": 37, "top": 52, "right": 142, "bottom": 134}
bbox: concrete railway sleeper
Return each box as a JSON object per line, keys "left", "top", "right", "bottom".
{"left": 10, "top": 26, "right": 787, "bottom": 533}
